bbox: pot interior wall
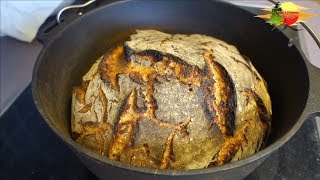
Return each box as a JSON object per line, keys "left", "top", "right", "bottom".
{"left": 34, "top": 0, "right": 309, "bottom": 153}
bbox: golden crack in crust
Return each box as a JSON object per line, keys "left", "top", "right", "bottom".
{"left": 208, "top": 89, "right": 271, "bottom": 166}
{"left": 99, "top": 45, "right": 127, "bottom": 91}
{"left": 73, "top": 81, "right": 90, "bottom": 104}
{"left": 207, "top": 123, "right": 248, "bottom": 166}
{"left": 78, "top": 103, "right": 92, "bottom": 113}
{"left": 121, "top": 143, "right": 157, "bottom": 168}
{"left": 72, "top": 81, "right": 112, "bottom": 155}
{"left": 74, "top": 121, "right": 113, "bottom": 155}
{"left": 160, "top": 133, "right": 176, "bottom": 169}
{"left": 203, "top": 51, "right": 237, "bottom": 137}
{"left": 108, "top": 89, "right": 140, "bottom": 160}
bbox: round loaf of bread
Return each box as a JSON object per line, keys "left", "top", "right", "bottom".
{"left": 71, "top": 30, "right": 272, "bottom": 170}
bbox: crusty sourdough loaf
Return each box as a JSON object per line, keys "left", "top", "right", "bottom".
{"left": 71, "top": 30, "right": 272, "bottom": 170}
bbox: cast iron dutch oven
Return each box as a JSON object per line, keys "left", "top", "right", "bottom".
{"left": 32, "top": 0, "right": 320, "bottom": 179}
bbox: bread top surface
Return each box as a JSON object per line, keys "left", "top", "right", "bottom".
{"left": 71, "top": 30, "right": 272, "bottom": 170}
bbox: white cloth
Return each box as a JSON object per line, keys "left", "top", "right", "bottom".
{"left": 0, "top": 0, "right": 74, "bottom": 42}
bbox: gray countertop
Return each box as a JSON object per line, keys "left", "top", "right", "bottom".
{"left": 0, "top": 38, "right": 42, "bottom": 114}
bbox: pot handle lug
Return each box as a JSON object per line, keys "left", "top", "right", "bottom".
{"left": 36, "top": 16, "right": 59, "bottom": 44}
{"left": 299, "top": 23, "right": 320, "bottom": 120}
{"left": 304, "top": 62, "right": 320, "bottom": 120}
{"left": 36, "top": 0, "right": 97, "bottom": 44}
{"left": 56, "top": 0, "right": 96, "bottom": 24}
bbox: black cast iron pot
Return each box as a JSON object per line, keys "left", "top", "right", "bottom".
{"left": 32, "top": 0, "right": 320, "bottom": 179}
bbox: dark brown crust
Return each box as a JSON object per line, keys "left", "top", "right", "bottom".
{"left": 128, "top": 72, "right": 146, "bottom": 85}
{"left": 136, "top": 90, "right": 148, "bottom": 113}
{"left": 218, "top": 43, "right": 229, "bottom": 50}
{"left": 124, "top": 44, "right": 134, "bottom": 61}
{"left": 137, "top": 50, "right": 164, "bottom": 62}
{"left": 241, "top": 54, "right": 251, "bottom": 64}
{"left": 125, "top": 44, "right": 162, "bottom": 63}
{"left": 124, "top": 45, "right": 205, "bottom": 86}
{"left": 200, "top": 41, "right": 211, "bottom": 46}
{"left": 242, "top": 89, "right": 271, "bottom": 123}
{"left": 99, "top": 86, "right": 108, "bottom": 122}
{"left": 203, "top": 51, "right": 237, "bottom": 137}
{"left": 164, "top": 54, "right": 204, "bottom": 86}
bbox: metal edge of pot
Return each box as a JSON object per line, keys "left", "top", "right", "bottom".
{"left": 31, "top": 0, "right": 320, "bottom": 177}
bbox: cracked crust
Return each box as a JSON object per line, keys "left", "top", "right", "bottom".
{"left": 71, "top": 30, "right": 271, "bottom": 170}
{"left": 160, "top": 133, "right": 176, "bottom": 169}
{"left": 203, "top": 51, "right": 236, "bottom": 137}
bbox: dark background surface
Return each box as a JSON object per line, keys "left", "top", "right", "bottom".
{"left": 0, "top": 86, "right": 319, "bottom": 180}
